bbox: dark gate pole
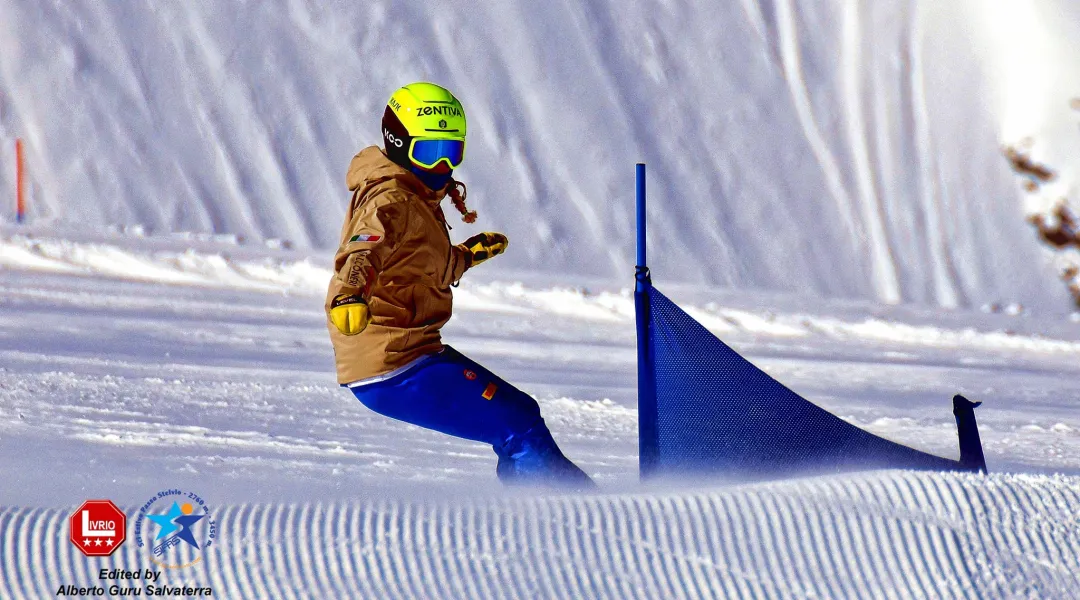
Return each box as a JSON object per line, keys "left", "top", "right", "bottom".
{"left": 635, "top": 163, "right": 658, "bottom": 478}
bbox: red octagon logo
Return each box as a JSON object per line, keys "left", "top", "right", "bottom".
{"left": 69, "top": 499, "right": 126, "bottom": 557}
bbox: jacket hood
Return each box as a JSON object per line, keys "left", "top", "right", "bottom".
{"left": 346, "top": 146, "right": 448, "bottom": 205}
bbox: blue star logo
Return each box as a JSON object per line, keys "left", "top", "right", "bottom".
{"left": 147, "top": 502, "right": 206, "bottom": 549}
{"left": 173, "top": 514, "right": 206, "bottom": 550}
{"left": 147, "top": 502, "right": 184, "bottom": 540}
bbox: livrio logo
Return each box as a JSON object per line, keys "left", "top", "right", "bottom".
{"left": 69, "top": 500, "right": 127, "bottom": 557}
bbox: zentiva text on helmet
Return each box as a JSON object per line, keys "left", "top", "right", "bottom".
{"left": 415, "top": 106, "right": 462, "bottom": 118}
{"left": 384, "top": 129, "right": 404, "bottom": 148}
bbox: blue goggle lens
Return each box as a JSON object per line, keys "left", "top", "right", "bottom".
{"left": 410, "top": 139, "right": 465, "bottom": 169}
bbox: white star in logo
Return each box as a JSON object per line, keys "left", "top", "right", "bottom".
{"left": 106, "top": 539, "right": 114, "bottom": 546}
{"left": 83, "top": 539, "right": 92, "bottom": 546}
{"left": 94, "top": 539, "right": 102, "bottom": 546}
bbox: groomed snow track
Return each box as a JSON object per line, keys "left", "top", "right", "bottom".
{"left": 3, "top": 471, "right": 1079, "bottom": 599}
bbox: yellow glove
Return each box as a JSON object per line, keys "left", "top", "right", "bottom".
{"left": 329, "top": 294, "right": 370, "bottom": 335}
{"left": 458, "top": 232, "right": 509, "bottom": 268}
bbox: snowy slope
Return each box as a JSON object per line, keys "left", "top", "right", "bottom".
{"left": 1, "top": 236, "right": 1079, "bottom": 508}
{"left": 1, "top": 240, "right": 1079, "bottom": 597}
{"left": 4, "top": 472, "right": 1080, "bottom": 599}
{"left": 1, "top": 0, "right": 1080, "bottom": 309}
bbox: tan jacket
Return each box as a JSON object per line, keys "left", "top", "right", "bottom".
{"left": 326, "top": 147, "right": 471, "bottom": 383}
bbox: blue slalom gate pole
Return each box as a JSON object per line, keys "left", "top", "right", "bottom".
{"left": 635, "top": 163, "right": 658, "bottom": 478}
{"left": 636, "top": 164, "right": 647, "bottom": 275}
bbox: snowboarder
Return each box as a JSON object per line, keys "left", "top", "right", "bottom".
{"left": 326, "top": 82, "right": 594, "bottom": 488}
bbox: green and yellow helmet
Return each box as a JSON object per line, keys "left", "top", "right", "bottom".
{"left": 382, "top": 82, "right": 467, "bottom": 174}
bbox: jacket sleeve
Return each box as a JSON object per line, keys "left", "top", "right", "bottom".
{"left": 333, "top": 192, "right": 408, "bottom": 298}
{"left": 446, "top": 244, "right": 471, "bottom": 286}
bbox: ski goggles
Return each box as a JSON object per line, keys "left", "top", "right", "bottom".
{"left": 408, "top": 137, "right": 466, "bottom": 170}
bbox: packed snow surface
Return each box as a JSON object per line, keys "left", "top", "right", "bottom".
{"left": 1, "top": 236, "right": 1079, "bottom": 597}
{"left": 5, "top": 472, "right": 1080, "bottom": 599}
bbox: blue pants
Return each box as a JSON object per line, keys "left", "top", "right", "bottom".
{"left": 349, "top": 346, "right": 593, "bottom": 488}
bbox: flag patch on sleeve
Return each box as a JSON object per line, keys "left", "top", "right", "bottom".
{"left": 482, "top": 383, "right": 498, "bottom": 400}
{"left": 350, "top": 234, "right": 382, "bottom": 243}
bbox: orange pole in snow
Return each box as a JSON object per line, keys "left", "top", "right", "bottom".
{"left": 15, "top": 138, "right": 25, "bottom": 223}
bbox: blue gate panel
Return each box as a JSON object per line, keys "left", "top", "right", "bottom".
{"left": 643, "top": 286, "right": 964, "bottom": 478}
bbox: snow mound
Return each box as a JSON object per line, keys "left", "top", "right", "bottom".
{"left": 3, "top": 471, "right": 1078, "bottom": 598}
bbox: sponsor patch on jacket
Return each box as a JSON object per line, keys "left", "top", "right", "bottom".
{"left": 349, "top": 234, "right": 382, "bottom": 243}
{"left": 482, "top": 383, "right": 498, "bottom": 401}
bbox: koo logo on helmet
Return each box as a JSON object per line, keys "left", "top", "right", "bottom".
{"left": 384, "top": 128, "right": 404, "bottom": 148}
